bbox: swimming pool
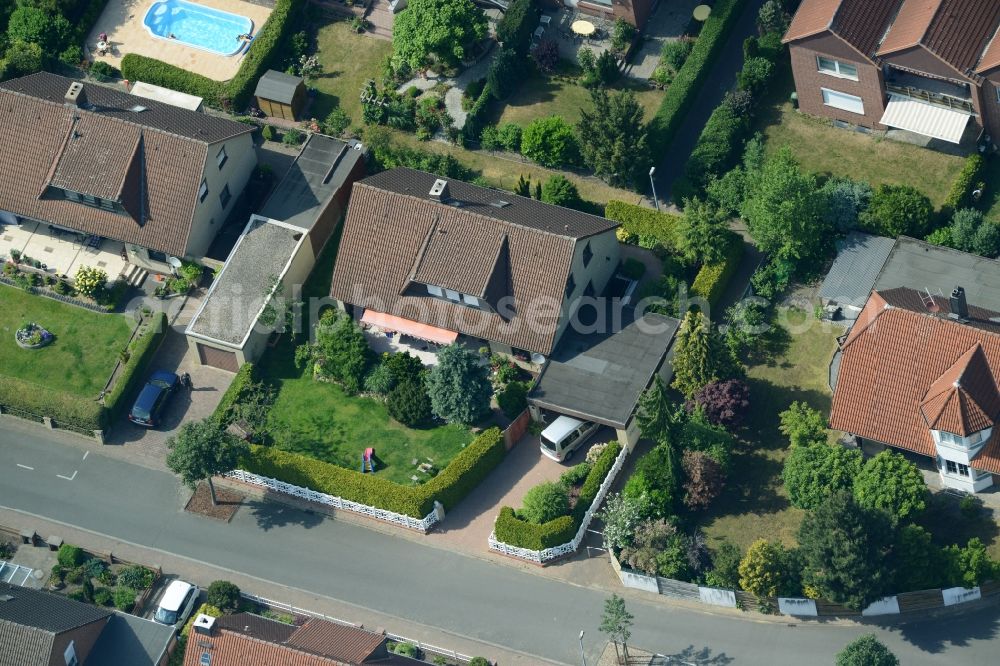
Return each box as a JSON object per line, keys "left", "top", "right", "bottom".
{"left": 143, "top": 0, "right": 253, "bottom": 57}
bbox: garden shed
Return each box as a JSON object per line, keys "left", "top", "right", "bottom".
{"left": 254, "top": 69, "right": 306, "bottom": 120}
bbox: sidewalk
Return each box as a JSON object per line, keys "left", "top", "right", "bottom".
{"left": 1, "top": 508, "right": 553, "bottom": 666}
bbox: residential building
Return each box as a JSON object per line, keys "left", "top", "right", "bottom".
{"left": 330, "top": 168, "right": 621, "bottom": 363}
{"left": 571, "top": 0, "right": 655, "bottom": 33}
{"left": 0, "top": 72, "right": 256, "bottom": 276}
{"left": 783, "top": 0, "right": 1000, "bottom": 146}
{"left": 830, "top": 286, "right": 1000, "bottom": 492}
{"left": 0, "top": 581, "right": 174, "bottom": 666}
{"left": 185, "top": 135, "right": 366, "bottom": 372}
{"left": 183, "top": 612, "right": 422, "bottom": 665}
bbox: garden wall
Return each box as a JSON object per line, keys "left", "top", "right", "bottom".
{"left": 503, "top": 408, "right": 532, "bottom": 451}
{"left": 611, "top": 552, "right": 1000, "bottom": 618}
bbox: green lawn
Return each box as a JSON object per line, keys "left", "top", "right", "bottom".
{"left": 0, "top": 284, "right": 132, "bottom": 397}
{"left": 979, "top": 156, "right": 1000, "bottom": 221}
{"left": 311, "top": 20, "right": 394, "bottom": 127}
{"left": 254, "top": 239, "right": 474, "bottom": 485}
{"left": 758, "top": 69, "right": 965, "bottom": 209}
{"left": 700, "top": 309, "right": 842, "bottom": 551}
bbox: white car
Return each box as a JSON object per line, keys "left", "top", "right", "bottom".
{"left": 153, "top": 580, "right": 199, "bottom": 628}
{"left": 540, "top": 415, "right": 599, "bottom": 462}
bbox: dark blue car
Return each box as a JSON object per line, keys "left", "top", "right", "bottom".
{"left": 128, "top": 370, "right": 179, "bottom": 427}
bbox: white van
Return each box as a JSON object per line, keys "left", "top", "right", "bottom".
{"left": 153, "top": 580, "right": 199, "bottom": 627}
{"left": 540, "top": 415, "right": 599, "bottom": 462}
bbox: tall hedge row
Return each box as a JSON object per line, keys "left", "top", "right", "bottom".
{"left": 0, "top": 376, "right": 104, "bottom": 430}
{"left": 494, "top": 0, "right": 538, "bottom": 57}
{"left": 690, "top": 232, "right": 744, "bottom": 305}
{"left": 493, "top": 441, "right": 622, "bottom": 551}
{"left": 943, "top": 154, "right": 985, "bottom": 213}
{"left": 103, "top": 312, "right": 168, "bottom": 422}
{"left": 213, "top": 362, "right": 256, "bottom": 426}
{"left": 604, "top": 200, "right": 682, "bottom": 250}
{"left": 240, "top": 427, "right": 505, "bottom": 518}
{"left": 646, "top": 0, "right": 749, "bottom": 157}
{"left": 120, "top": 0, "right": 303, "bottom": 108}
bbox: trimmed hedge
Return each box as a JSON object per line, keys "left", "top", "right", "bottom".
{"left": 605, "top": 200, "right": 682, "bottom": 250}
{"left": 493, "top": 441, "right": 622, "bottom": 550}
{"left": 943, "top": 154, "right": 985, "bottom": 213}
{"left": 691, "top": 232, "right": 744, "bottom": 305}
{"left": 495, "top": 0, "right": 538, "bottom": 57}
{"left": 674, "top": 103, "right": 750, "bottom": 201}
{"left": 213, "top": 362, "right": 256, "bottom": 425}
{"left": 647, "top": 0, "right": 748, "bottom": 158}
{"left": 463, "top": 80, "right": 496, "bottom": 142}
{"left": 120, "top": 0, "right": 303, "bottom": 108}
{"left": 0, "top": 376, "right": 104, "bottom": 430}
{"left": 240, "top": 427, "right": 505, "bottom": 518}
{"left": 103, "top": 313, "right": 168, "bottom": 422}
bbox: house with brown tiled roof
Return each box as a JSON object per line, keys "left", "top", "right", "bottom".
{"left": 783, "top": 0, "right": 1000, "bottom": 147}
{"left": 183, "top": 612, "right": 422, "bottom": 666}
{"left": 830, "top": 286, "right": 1000, "bottom": 493}
{"left": 0, "top": 72, "right": 256, "bottom": 277}
{"left": 330, "top": 168, "right": 621, "bottom": 361}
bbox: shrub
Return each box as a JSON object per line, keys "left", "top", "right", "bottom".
{"left": 497, "top": 380, "right": 529, "bottom": 418}
{"left": 704, "top": 541, "right": 742, "bottom": 589}
{"left": 93, "top": 587, "right": 114, "bottom": 606}
{"left": 83, "top": 558, "right": 106, "bottom": 580}
{"left": 559, "top": 463, "right": 592, "bottom": 488}
{"left": 241, "top": 428, "right": 505, "bottom": 517}
{"left": 604, "top": 200, "right": 681, "bottom": 251}
{"left": 469, "top": 659, "right": 490, "bottom": 666}
{"left": 676, "top": 104, "right": 750, "bottom": 201}
{"left": 648, "top": 0, "right": 748, "bottom": 157}
{"left": 521, "top": 116, "right": 580, "bottom": 168}
{"left": 117, "top": 565, "right": 155, "bottom": 590}
{"left": 364, "top": 363, "right": 395, "bottom": 396}
{"left": 68, "top": 589, "right": 89, "bottom": 603}
{"left": 495, "top": 0, "right": 538, "bottom": 56}
{"left": 620, "top": 257, "right": 646, "bottom": 280}
{"left": 690, "top": 233, "right": 743, "bottom": 305}
{"left": 860, "top": 184, "right": 933, "bottom": 238}
{"left": 57, "top": 544, "right": 85, "bottom": 568}
{"left": 738, "top": 539, "right": 798, "bottom": 598}
{"left": 783, "top": 443, "right": 863, "bottom": 510}
{"left": 114, "top": 586, "right": 137, "bottom": 611}
{"left": 207, "top": 580, "right": 242, "bottom": 613}
{"left": 682, "top": 450, "right": 724, "bottom": 509}
{"left": 689, "top": 379, "right": 750, "bottom": 430}
{"left": 261, "top": 124, "right": 275, "bottom": 141}
{"left": 282, "top": 129, "right": 305, "bottom": 146}
{"left": 426, "top": 344, "right": 492, "bottom": 424}
{"left": 594, "top": 51, "right": 619, "bottom": 86}
{"left": 531, "top": 38, "right": 559, "bottom": 72}
{"left": 297, "top": 309, "right": 372, "bottom": 394}
{"left": 323, "top": 108, "right": 351, "bottom": 136}
{"left": 496, "top": 122, "right": 522, "bottom": 152}
{"left": 121, "top": 55, "right": 223, "bottom": 106}
{"left": 943, "top": 154, "right": 985, "bottom": 212}
{"left": 461, "top": 81, "right": 495, "bottom": 141}
{"left": 620, "top": 518, "right": 690, "bottom": 578}
{"left": 73, "top": 265, "right": 107, "bottom": 299}
{"left": 541, "top": 175, "right": 582, "bottom": 209}
{"left": 479, "top": 125, "right": 502, "bottom": 151}
{"left": 660, "top": 38, "right": 693, "bottom": 72}
{"left": 520, "top": 481, "right": 571, "bottom": 523}
{"left": 104, "top": 313, "right": 168, "bottom": 423}
{"left": 387, "top": 379, "right": 433, "bottom": 427}
{"left": 737, "top": 56, "right": 774, "bottom": 95}
{"left": 821, "top": 178, "right": 873, "bottom": 231}
{"left": 66, "top": 566, "right": 86, "bottom": 584}
{"left": 389, "top": 642, "right": 421, "bottom": 658}
{"left": 836, "top": 634, "right": 899, "bottom": 666}
{"left": 611, "top": 18, "right": 637, "bottom": 53}
{"left": 487, "top": 48, "right": 520, "bottom": 100}
{"left": 88, "top": 61, "right": 120, "bottom": 82}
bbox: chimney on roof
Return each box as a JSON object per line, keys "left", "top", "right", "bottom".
{"left": 429, "top": 179, "right": 450, "bottom": 202}
{"left": 64, "top": 82, "right": 88, "bottom": 108}
{"left": 192, "top": 614, "right": 216, "bottom": 636}
{"left": 950, "top": 286, "right": 969, "bottom": 321}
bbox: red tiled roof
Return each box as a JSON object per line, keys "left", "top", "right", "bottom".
{"left": 183, "top": 629, "right": 340, "bottom": 666}
{"left": 877, "top": 0, "right": 1000, "bottom": 73}
{"left": 286, "top": 620, "right": 384, "bottom": 663}
{"left": 784, "top": 0, "right": 841, "bottom": 44}
{"left": 784, "top": 0, "right": 905, "bottom": 58}
{"left": 830, "top": 288, "right": 1000, "bottom": 474}
{"left": 978, "top": 28, "right": 1000, "bottom": 72}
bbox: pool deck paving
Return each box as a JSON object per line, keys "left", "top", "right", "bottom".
{"left": 87, "top": 0, "right": 274, "bottom": 82}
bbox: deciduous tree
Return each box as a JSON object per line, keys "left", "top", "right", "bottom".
{"left": 783, "top": 443, "right": 863, "bottom": 510}
{"left": 778, "top": 401, "right": 828, "bottom": 447}
{"left": 689, "top": 378, "right": 750, "bottom": 430}
{"left": 738, "top": 539, "right": 799, "bottom": 598}
{"left": 681, "top": 450, "right": 725, "bottom": 509}
{"left": 166, "top": 420, "right": 249, "bottom": 506}
{"left": 853, "top": 450, "right": 927, "bottom": 522}
{"left": 836, "top": 634, "right": 898, "bottom": 666}
{"left": 295, "top": 309, "right": 372, "bottom": 394}
{"left": 540, "top": 175, "right": 582, "bottom": 209}
{"left": 521, "top": 116, "right": 580, "bottom": 168}
{"left": 860, "top": 184, "right": 932, "bottom": 238}
{"left": 599, "top": 594, "right": 633, "bottom": 665}
{"left": 392, "top": 0, "right": 488, "bottom": 70}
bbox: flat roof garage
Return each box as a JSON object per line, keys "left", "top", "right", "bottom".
{"left": 528, "top": 306, "right": 678, "bottom": 435}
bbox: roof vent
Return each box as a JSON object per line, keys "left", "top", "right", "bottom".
{"left": 949, "top": 286, "right": 969, "bottom": 321}
{"left": 0, "top": 595, "right": 14, "bottom": 602}
{"left": 130, "top": 105, "right": 148, "bottom": 113}
{"left": 429, "top": 179, "right": 450, "bottom": 202}
{"left": 489, "top": 200, "right": 511, "bottom": 208}
{"left": 193, "top": 614, "right": 217, "bottom": 636}
{"left": 64, "top": 82, "right": 88, "bottom": 108}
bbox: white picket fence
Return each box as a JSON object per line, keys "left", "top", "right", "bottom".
{"left": 241, "top": 592, "right": 475, "bottom": 663}
{"left": 225, "top": 469, "right": 439, "bottom": 532}
{"left": 488, "top": 443, "right": 630, "bottom": 564}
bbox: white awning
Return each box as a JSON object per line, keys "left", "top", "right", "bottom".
{"left": 879, "top": 95, "right": 971, "bottom": 144}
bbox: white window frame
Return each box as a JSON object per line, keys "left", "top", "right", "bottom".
{"left": 426, "top": 284, "right": 443, "bottom": 297}
{"left": 821, "top": 88, "right": 865, "bottom": 115}
{"left": 816, "top": 56, "right": 858, "bottom": 81}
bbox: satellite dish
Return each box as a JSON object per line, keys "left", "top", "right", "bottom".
{"left": 167, "top": 256, "right": 183, "bottom": 268}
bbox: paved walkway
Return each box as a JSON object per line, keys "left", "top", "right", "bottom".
{"left": 397, "top": 46, "right": 497, "bottom": 130}
{"left": 654, "top": 0, "right": 769, "bottom": 201}
{"left": 2, "top": 423, "right": 999, "bottom": 665}
{"left": 627, "top": 0, "right": 701, "bottom": 80}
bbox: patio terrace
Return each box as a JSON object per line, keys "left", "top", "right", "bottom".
{"left": 0, "top": 220, "right": 128, "bottom": 283}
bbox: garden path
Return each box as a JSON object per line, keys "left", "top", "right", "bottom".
{"left": 396, "top": 46, "right": 498, "bottom": 130}
{"left": 626, "top": 0, "right": 701, "bottom": 80}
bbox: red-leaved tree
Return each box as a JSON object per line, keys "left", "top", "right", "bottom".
{"left": 682, "top": 450, "right": 725, "bottom": 509}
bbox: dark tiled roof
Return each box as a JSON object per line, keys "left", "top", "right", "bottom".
{"left": 286, "top": 619, "right": 383, "bottom": 663}
{"left": 254, "top": 70, "right": 303, "bottom": 105}
{"left": 215, "top": 613, "right": 297, "bottom": 644}
{"left": 784, "top": 0, "right": 905, "bottom": 58}
{"left": 331, "top": 169, "right": 617, "bottom": 355}
{"left": 84, "top": 612, "right": 175, "bottom": 666}
{"left": 877, "top": 0, "right": 1000, "bottom": 73}
{"left": 49, "top": 114, "right": 142, "bottom": 201}
{"left": 0, "top": 80, "right": 217, "bottom": 256}
{"left": 830, "top": 288, "right": 1000, "bottom": 474}
{"left": 0, "top": 582, "right": 111, "bottom": 634}
{"left": 0, "top": 72, "right": 252, "bottom": 144}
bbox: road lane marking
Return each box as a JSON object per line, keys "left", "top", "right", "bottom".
{"left": 56, "top": 470, "right": 78, "bottom": 481}
{"left": 82, "top": 451, "right": 89, "bottom": 461}
{"left": 15, "top": 464, "right": 33, "bottom": 471}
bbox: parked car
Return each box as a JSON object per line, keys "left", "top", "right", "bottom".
{"left": 153, "top": 579, "right": 199, "bottom": 628}
{"left": 128, "top": 370, "right": 179, "bottom": 427}
{"left": 540, "top": 415, "right": 599, "bottom": 462}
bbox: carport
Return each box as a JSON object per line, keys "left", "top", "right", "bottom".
{"left": 528, "top": 306, "right": 678, "bottom": 450}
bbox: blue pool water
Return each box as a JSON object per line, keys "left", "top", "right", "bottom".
{"left": 143, "top": 0, "right": 253, "bottom": 56}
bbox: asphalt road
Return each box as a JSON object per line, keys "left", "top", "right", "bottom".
{"left": 1, "top": 424, "right": 998, "bottom": 664}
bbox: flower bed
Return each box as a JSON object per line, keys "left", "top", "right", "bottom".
{"left": 15, "top": 322, "right": 53, "bottom": 349}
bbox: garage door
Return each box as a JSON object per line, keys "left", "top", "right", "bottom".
{"left": 197, "top": 343, "right": 239, "bottom": 372}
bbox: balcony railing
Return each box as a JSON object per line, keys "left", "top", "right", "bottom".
{"left": 886, "top": 83, "right": 975, "bottom": 114}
